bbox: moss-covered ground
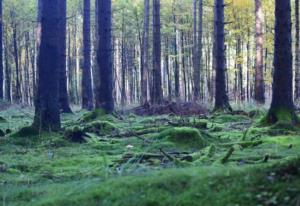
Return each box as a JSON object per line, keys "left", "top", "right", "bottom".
{"left": 0, "top": 105, "right": 300, "bottom": 206}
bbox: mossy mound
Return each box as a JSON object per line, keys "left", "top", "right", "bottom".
{"left": 12, "top": 126, "right": 39, "bottom": 137}
{"left": 64, "top": 126, "right": 86, "bottom": 143}
{"left": 84, "top": 120, "right": 118, "bottom": 135}
{"left": 80, "top": 109, "right": 107, "bottom": 123}
{"left": 211, "top": 114, "right": 250, "bottom": 124}
{"left": 157, "top": 127, "right": 206, "bottom": 148}
{"left": 0, "top": 116, "right": 7, "bottom": 122}
{"left": 0, "top": 129, "right": 5, "bottom": 137}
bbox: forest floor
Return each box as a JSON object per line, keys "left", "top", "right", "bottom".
{"left": 0, "top": 104, "right": 300, "bottom": 206}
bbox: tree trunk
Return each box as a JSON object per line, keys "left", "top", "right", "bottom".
{"left": 33, "top": 0, "right": 61, "bottom": 130}
{"left": 82, "top": 0, "right": 94, "bottom": 110}
{"left": 295, "top": 0, "right": 300, "bottom": 100}
{"left": 58, "top": 0, "right": 72, "bottom": 113}
{"left": 193, "top": 0, "right": 200, "bottom": 101}
{"left": 95, "top": 0, "right": 114, "bottom": 113}
{"left": 151, "top": 0, "right": 163, "bottom": 104}
{"left": 141, "top": 0, "right": 149, "bottom": 105}
{"left": 266, "top": 0, "right": 297, "bottom": 124}
{"left": 254, "top": 0, "right": 265, "bottom": 104}
{"left": 0, "top": 0, "right": 3, "bottom": 99}
{"left": 198, "top": 0, "right": 203, "bottom": 99}
{"left": 213, "top": 0, "right": 232, "bottom": 112}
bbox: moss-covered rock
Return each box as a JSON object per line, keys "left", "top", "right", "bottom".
{"left": 0, "top": 116, "right": 7, "bottom": 123}
{"left": 12, "top": 126, "right": 39, "bottom": 137}
{"left": 0, "top": 129, "right": 5, "bottom": 137}
{"left": 80, "top": 109, "right": 106, "bottom": 123}
{"left": 64, "top": 126, "right": 86, "bottom": 143}
{"left": 157, "top": 127, "right": 206, "bottom": 148}
{"left": 84, "top": 121, "right": 118, "bottom": 135}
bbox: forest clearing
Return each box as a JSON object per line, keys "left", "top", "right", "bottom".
{"left": 0, "top": 0, "right": 300, "bottom": 205}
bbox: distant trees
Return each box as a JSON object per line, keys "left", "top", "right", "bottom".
{"left": 33, "top": 0, "right": 60, "bottom": 130}
{"left": 95, "top": 0, "right": 114, "bottom": 113}
{"left": 254, "top": 0, "right": 265, "bottom": 104}
{"left": 213, "top": 0, "right": 232, "bottom": 112}
{"left": 266, "top": 0, "right": 297, "bottom": 124}
{"left": 151, "top": 0, "right": 163, "bottom": 104}
{"left": 82, "top": 0, "right": 93, "bottom": 111}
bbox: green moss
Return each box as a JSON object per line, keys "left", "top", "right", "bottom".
{"left": 12, "top": 126, "right": 39, "bottom": 137}
{"left": 262, "top": 108, "right": 299, "bottom": 126}
{"left": 157, "top": 127, "right": 206, "bottom": 148}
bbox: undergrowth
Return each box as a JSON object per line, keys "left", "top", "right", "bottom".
{"left": 0, "top": 106, "right": 299, "bottom": 206}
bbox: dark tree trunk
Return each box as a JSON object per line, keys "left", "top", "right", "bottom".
{"left": 193, "top": 0, "right": 200, "bottom": 101}
{"left": 33, "top": 0, "right": 61, "bottom": 130}
{"left": 95, "top": 0, "right": 114, "bottom": 113}
{"left": 266, "top": 0, "right": 297, "bottom": 124}
{"left": 82, "top": 0, "right": 94, "bottom": 110}
{"left": 151, "top": 0, "right": 163, "bottom": 104}
{"left": 141, "top": 0, "right": 149, "bottom": 105}
{"left": 58, "top": 0, "right": 72, "bottom": 113}
{"left": 11, "top": 21, "right": 21, "bottom": 102}
{"left": 4, "top": 37, "right": 11, "bottom": 102}
{"left": 254, "top": 0, "right": 265, "bottom": 104}
{"left": 121, "top": 14, "right": 126, "bottom": 106}
{"left": 0, "top": 0, "right": 3, "bottom": 99}
{"left": 295, "top": 0, "right": 300, "bottom": 100}
{"left": 198, "top": 0, "right": 203, "bottom": 99}
{"left": 213, "top": 0, "right": 232, "bottom": 112}
{"left": 172, "top": 6, "right": 179, "bottom": 99}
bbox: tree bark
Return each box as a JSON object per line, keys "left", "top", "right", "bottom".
{"left": 295, "top": 0, "right": 300, "bottom": 100}
{"left": 33, "top": 0, "right": 61, "bottom": 130}
{"left": 213, "top": 0, "right": 232, "bottom": 112}
{"left": 193, "top": 0, "right": 200, "bottom": 101}
{"left": 141, "top": 0, "right": 149, "bottom": 105}
{"left": 82, "top": 0, "right": 94, "bottom": 110}
{"left": 0, "top": 0, "right": 3, "bottom": 99}
{"left": 266, "top": 0, "right": 297, "bottom": 124}
{"left": 151, "top": 0, "right": 163, "bottom": 104}
{"left": 95, "top": 0, "right": 114, "bottom": 113}
{"left": 58, "top": 0, "right": 72, "bottom": 113}
{"left": 254, "top": 0, "right": 265, "bottom": 104}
